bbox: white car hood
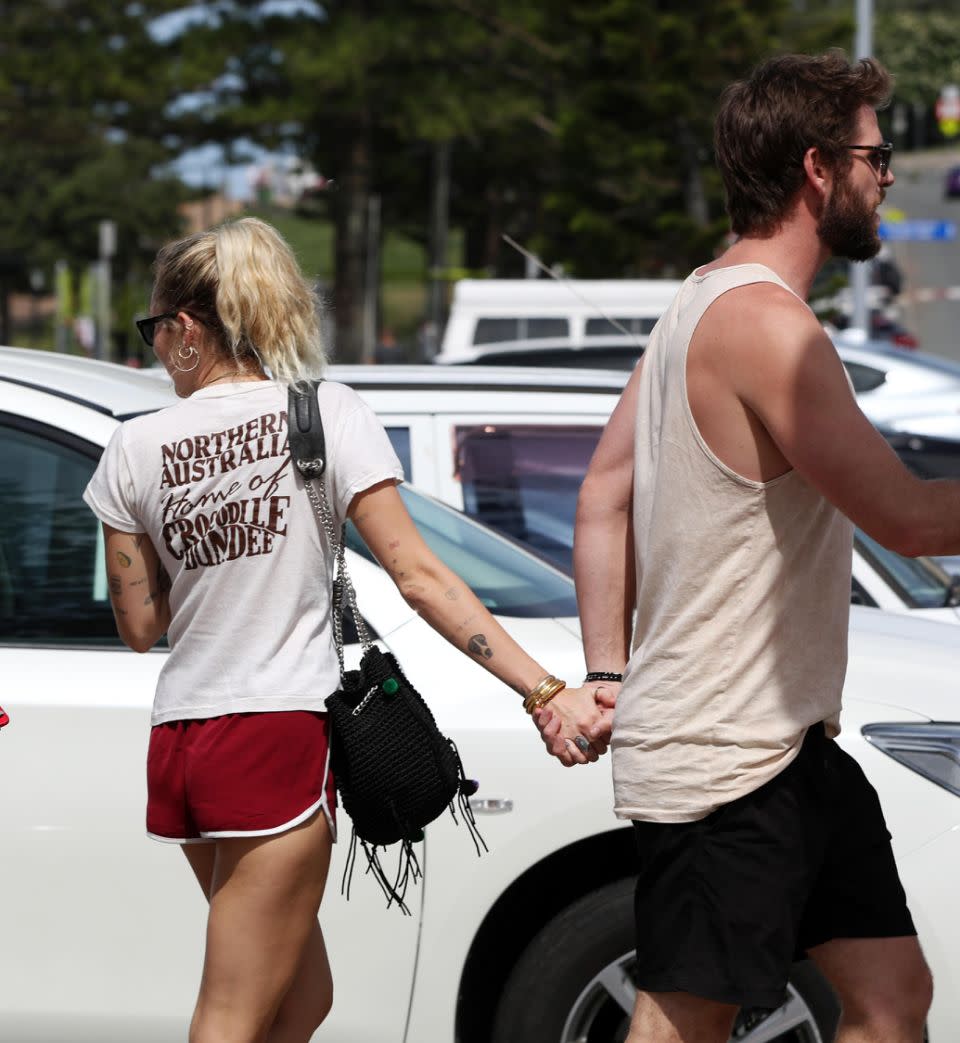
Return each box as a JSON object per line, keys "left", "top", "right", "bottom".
{"left": 846, "top": 605, "right": 960, "bottom": 721}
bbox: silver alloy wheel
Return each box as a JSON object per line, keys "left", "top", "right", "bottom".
{"left": 560, "top": 951, "right": 824, "bottom": 1043}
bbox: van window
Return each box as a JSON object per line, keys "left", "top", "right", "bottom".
{"left": 585, "top": 317, "right": 658, "bottom": 337}
{"left": 473, "top": 317, "right": 569, "bottom": 345}
{"left": 455, "top": 424, "right": 603, "bottom": 572}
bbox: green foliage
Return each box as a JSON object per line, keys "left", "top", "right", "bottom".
{"left": 876, "top": 11, "right": 960, "bottom": 106}
{"left": 0, "top": 1, "right": 194, "bottom": 343}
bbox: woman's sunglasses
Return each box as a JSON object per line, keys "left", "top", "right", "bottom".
{"left": 135, "top": 312, "right": 178, "bottom": 348}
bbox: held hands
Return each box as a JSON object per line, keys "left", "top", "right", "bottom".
{"left": 533, "top": 682, "right": 620, "bottom": 767}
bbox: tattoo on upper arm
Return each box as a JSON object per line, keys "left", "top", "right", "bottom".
{"left": 468, "top": 634, "right": 493, "bottom": 660}
{"left": 130, "top": 577, "right": 147, "bottom": 587}
{"left": 109, "top": 575, "right": 122, "bottom": 596}
{"left": 116, "top": 551, "right": 132, "bottom": 568}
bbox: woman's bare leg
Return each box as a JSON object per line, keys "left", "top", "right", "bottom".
{"left": 182, "top": 811, "right": 333, "bottom": 1043}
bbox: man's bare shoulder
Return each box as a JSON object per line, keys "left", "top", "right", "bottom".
{"left": 694, "top": 280, "right": 828, "bottom": 365}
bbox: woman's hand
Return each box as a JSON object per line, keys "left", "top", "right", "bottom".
{"left": 533, "top": 685, "right": 614, "bottom": 766}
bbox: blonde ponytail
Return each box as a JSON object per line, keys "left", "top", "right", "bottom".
{"left": 151, "top": 217, "right": 327, "bottom": 383}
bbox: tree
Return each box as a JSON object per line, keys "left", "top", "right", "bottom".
{"left": 175, "top": 0, "right": 554, "bottom": 359}
{"left": 521, "top": 0, "right": 787, "bottom": 276}
{"left": 0, "top": 1, "right": 193, "bottom": 351}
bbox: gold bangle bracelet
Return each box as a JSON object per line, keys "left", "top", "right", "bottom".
{"left": 524, "top": 676, "right": 566, "bottom": 714}
{"left": 526, "top": 674, "right": 562, "bottom": 702}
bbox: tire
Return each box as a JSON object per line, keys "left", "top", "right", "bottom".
{"left": 490, "top": 878, "right": 840, "bottom": 1043}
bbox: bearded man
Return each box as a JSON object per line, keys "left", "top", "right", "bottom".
{"left": 542, "top": 51, "right": 945, "bottom": 1043}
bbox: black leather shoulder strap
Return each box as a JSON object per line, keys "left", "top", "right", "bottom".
{"left": 287, "top": 379, "right": 326, "bottom": 479}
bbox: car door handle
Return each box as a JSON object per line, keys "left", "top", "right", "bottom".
{"left": 469, "top": 797, "right": 513, "bottom": 815}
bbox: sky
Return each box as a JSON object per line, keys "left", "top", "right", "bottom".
{"left": 150, "top": 1, "right": 324, "bottom": 200}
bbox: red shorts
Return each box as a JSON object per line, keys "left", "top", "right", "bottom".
{"left": 146, "top": 711, "right": 336, "bottom": 844}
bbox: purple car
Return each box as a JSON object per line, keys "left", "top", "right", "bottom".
{"left": 944, "top": 165, "right": 960, "bottom": 198}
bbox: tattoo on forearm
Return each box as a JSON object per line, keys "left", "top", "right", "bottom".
{"left": 116, "top": 551, "right": 132, "bottom": 568}
{"left": 468, "top": 634, "right": 493, "bottom": 660}
{"left": 109, "top": 575, "right": 122, "bottom": 596}
{"left": 444, "top": 588, "right": 459, "bottom": 601}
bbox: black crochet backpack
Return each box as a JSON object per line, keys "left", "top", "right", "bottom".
{"left": 288, "top": 382, "right": 485, "bottom": 912}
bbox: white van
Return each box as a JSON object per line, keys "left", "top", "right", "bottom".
{"left": 434, "top": 277, "right": 683, "bottom": 366}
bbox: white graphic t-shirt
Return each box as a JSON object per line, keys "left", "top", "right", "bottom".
{"left": 83, "top": 379, "right": 404, "bottom": 725}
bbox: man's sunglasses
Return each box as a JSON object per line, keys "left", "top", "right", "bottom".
{"left": 845, "top": 142, "right": 893, "bottom": 179}
{"left": 135, "top": 312, "right": 178, "bottom": 348}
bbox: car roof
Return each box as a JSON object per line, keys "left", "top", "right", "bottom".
{"left": 0, "top": 345, "right": 176, "bottom": 418}
{"left": 327, "top": 363, "right": 628, "bottom": 394}
{"left": 0, "top": 347, "right": 628, "bottom": 415}
{"left": 829, "top": 335, "right": 960, "bottom": 379}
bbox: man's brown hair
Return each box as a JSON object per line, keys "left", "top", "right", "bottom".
{"left": 714, "top": 51, "right": 892, "bottom": 236}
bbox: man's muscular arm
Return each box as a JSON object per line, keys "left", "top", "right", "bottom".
{"left": 731, "top": 290, "right": 960, "bottom": 557}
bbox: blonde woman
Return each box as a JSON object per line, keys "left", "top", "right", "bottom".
{"left": 83, "top": 217, "right": 608, "bottom": 1043}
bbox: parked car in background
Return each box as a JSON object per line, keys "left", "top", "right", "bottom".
{"left": 320, "top": 363, "right": 960, "bottom": 626}
{"left": 434, "top": 277, "right": 681, "bottom": 365}
{"left": 944, "top": 164, "right": 960, "bottom": 199}
{"left": 828, "top": 335, "right": 960, "bottom": 440}
{"left": 437, "top": 326, "right": 960, "bottom": 474}
{"left": 4, "top": 346, "right": 960, "bottom": 1043}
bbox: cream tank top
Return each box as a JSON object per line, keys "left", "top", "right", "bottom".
{"left": 612, "top": 263, "right": 853, "bottom": 823}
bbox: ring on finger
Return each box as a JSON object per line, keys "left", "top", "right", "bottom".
{"left": 573, "top": 734, "right": 591, "bottom": 754}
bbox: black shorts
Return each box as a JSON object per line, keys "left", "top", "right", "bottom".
{"left": 631, "top": 723, "right": 916, "bottom": 1010}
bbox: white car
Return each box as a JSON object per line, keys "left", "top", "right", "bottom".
{"left": 436, "top": 314, "right": 960, "bottom": 445}
{"left": 317, "top": 363, "right": 960, "bottom": 626}
{"left": 829, "top": 334, "right": 960, "bottom": 440}
{"left": 3, "top": 346, "right": 960, "bottom": 1043}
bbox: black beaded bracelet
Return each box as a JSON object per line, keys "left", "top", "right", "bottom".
{"left": 585, "top": 671, "right": 623, "bottom": 683}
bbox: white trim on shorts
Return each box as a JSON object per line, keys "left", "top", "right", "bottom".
{"left": 146, "top": 744, "right": 337, "bottom": 845}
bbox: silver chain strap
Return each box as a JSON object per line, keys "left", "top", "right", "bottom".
{"left": 303, "top": 473, "right": 373, "bottom": 677}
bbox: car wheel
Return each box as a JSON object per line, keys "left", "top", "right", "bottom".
{"left": 490, "top": 879, "right": 840, "bottom": 1043}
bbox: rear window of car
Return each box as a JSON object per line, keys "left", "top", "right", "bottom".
{"left": 455, "top": 423, "right": 603, "bottom": 573}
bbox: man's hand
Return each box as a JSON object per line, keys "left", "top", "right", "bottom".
{"left": 591, "top": 680, "right": 621, "bottom": 713}
{"left": 532, "top": 685, "right": 614, "bottom": 766}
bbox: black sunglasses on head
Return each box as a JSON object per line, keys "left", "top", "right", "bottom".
{"left": 135, "top": 312, "right": 179, "bottom": 348}
{"left": 845, "top": 141, "right": 893, "bottom": 179}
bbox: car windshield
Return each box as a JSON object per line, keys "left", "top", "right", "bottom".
{"left": 344, "top": 484, "right": 578, "bottom": 618}
{"left": 855, "top": 528, "right": 956, "bottom": 609}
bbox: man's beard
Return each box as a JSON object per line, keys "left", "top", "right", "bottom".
{"left": 818, "top": 173, "right": 883, "bottom": 262}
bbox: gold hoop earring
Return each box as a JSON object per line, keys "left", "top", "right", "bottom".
{"left": 173, "top": 342, "right": 200, "bottom": 373}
